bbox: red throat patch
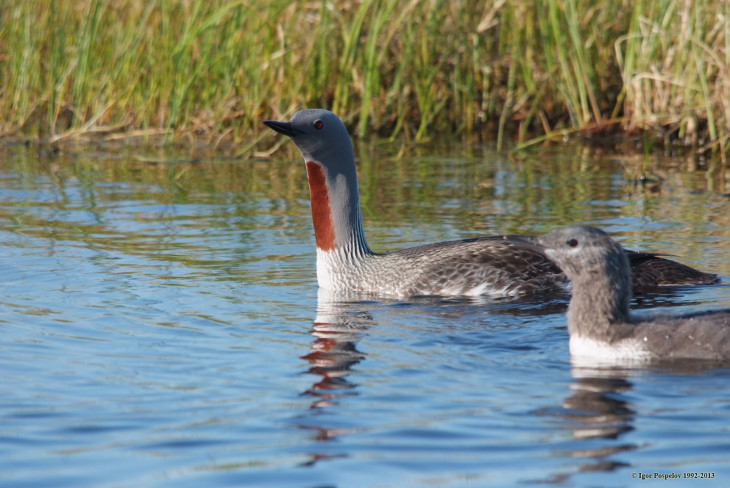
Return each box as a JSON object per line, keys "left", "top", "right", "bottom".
{"left": 305, "top": 161, "right": 336, "bottom": 251}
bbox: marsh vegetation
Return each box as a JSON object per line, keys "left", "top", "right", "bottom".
{"left": 1, "top": 0, "right": 728, "bottom": 157}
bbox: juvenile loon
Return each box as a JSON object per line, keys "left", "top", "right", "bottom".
{"left": 527, "top": 226, "right": 730, "bottom": 362}
{"left": 263, "top": 109, "right": 719, "bottom": 298}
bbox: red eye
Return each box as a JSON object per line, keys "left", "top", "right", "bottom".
{"left": 313, "top": 120, "right": 324, "bottom": 130}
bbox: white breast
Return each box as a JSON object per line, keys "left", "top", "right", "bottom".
{"left": 569, "top": 335, "right": 653, "bottom": 365}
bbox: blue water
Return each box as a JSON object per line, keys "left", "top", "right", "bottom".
{"left": 1, "top": 144, "right": 730, "bottom": 487}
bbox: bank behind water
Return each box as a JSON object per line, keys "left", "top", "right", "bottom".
{"left": 1, "top": 0, "right": 728, "bottom": 155}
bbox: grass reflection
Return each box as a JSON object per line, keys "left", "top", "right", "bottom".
{"left": 1, "top": 143, "right": 728, "bottom": 281}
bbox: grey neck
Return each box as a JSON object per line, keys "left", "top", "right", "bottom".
{"left": 566, "top": 251, "right": 632, "bottom": 341}
{"left": 326, "top": 166, "right": 371, "bottom": 255}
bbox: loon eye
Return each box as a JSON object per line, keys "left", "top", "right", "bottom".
{"left": 567, "top": 238, "right": 579, "bottom": 248}
{"left": 313, "top": 120, "right": 324, "bottom": 130}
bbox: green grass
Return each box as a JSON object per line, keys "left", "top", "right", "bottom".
{"left": 0, "top": 0, "right": 728, "bottom": 157}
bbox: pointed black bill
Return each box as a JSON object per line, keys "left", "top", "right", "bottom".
{"left": 263, "top": 119, "right": 301, "bottom": 137}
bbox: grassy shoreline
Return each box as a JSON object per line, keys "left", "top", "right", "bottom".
{"left": 1, "top": 0, "right": 728, "bottom": 158}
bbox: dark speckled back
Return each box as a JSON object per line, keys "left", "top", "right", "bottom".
{"left": 627, "top": 251, "right": 720, "bottom": 289}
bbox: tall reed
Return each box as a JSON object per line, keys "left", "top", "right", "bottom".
{"left": 0, "top": 0, "right": 727, "bottom": 156}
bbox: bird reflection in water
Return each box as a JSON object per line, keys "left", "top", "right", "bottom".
{"left": 546, "top": 359, "right": 723, "bottom": 483}
{"left": 297, "top": 290, "right": 374, "bottom": 465}
{"left": 559, "top": 367, "right": 638, "bottom": 472}
{"left": 533, "top": 367, "right": 638, "bottom": 483}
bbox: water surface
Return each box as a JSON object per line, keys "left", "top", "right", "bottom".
{"left": 1, "top": 143, "right": 729, "bottom": 487}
